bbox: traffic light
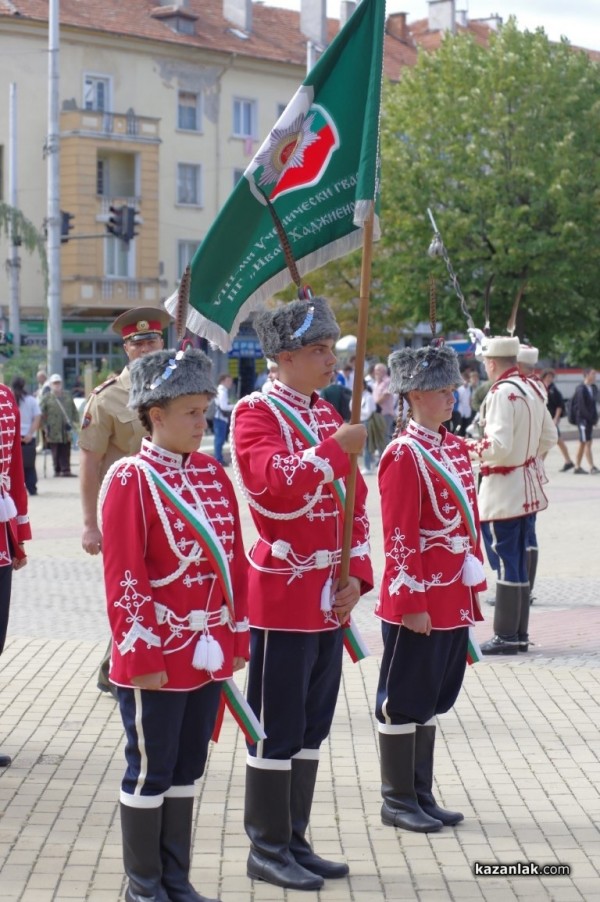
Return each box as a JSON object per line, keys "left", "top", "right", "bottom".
{"left": 122, "top": 205, "right": 140, "bottom": 243}
{"left": 107, "top": 204, "right": 125, "bottom": 239}
{"left": 60, "top": 210, "right": 75, "bottom": 243}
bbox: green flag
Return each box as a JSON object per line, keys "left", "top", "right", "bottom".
{"left": 167, "top": 0, "right": 385, "bottom": 351}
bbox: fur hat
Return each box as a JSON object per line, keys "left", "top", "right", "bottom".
{"left": 480, "top": 335, "right": 520, "bottom": 358}
{"left": 128, "top": 348, "right": 216, "bottom": 410}
{"left": 388, "top": 343, "right": 462, "bottom": 395}
{"left": 254, "top": 296, "right": 340, "bottom": 359}
{"left": 517, "top": 344, "right": 539, "bottom": 366}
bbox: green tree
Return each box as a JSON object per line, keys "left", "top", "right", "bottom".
{"left": 376, "top": 20, "right": 600, "bottom": 360}
{"left": 0, "top": 202, "right": 48, "bottom": 278}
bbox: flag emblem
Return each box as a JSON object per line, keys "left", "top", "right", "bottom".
{"left": 252, "top": 106, "right": 340, "bottom": 201}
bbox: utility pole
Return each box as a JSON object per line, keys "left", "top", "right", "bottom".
{"left": 46, "top": 0, "right": 62, "bottom": 378}
{"left": 8, "top": 82, "right": 21, "bottom": 352}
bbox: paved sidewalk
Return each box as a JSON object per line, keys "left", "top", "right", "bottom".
{"left": 0, "top": 442, "right": 599, "bottom": 900}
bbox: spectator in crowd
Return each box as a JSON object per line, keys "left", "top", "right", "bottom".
{"left": 11, "top": 377, "right": 41, "bottom": 496}
{"left": 321, "top": 374, "right": 352, "bottom": 422}
{"left": 360, "top": 380, "right": 377, "bottom": 474}
{"left": 40, "top": 375, "right": 79, "bottom": 477}
{"left": 262, "top": 360, "right": 279, "bottom": 394}
{"left": 213, "top": 373, "right": 235, "bottom": 465}
{"left": 571, "top": 368, "right": 599, "bottom": 474}
{"left": 372, "top": 362, "right": 396, "bottom": 442}
{"left": 540, "top": 369, "right": 574, "bottom": 471}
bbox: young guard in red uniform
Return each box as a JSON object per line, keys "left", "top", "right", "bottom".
{"left": 100, "top": 348, "right": 249, "bottom": 902}
{"left": 232, "top": 296, "right": 373, "bottom": 891}
{"left": 376, "top": 342, "right": 486, "bottom": 833}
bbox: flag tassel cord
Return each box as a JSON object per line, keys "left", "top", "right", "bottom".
{"left": 339, "top": 202, "right": 375, "bottom": 588}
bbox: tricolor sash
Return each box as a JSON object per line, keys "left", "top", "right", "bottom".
{"left": 212, "top": 679, "right": 267, "bottom": 745}
{"left": 143, "top": 462, "right": 235, "bottom": 621}
{"left": 267, "top": 394, "right": 347, "bottom": 516}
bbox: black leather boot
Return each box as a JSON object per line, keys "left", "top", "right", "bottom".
{"left": 120, "top": 802, "right": 170, "bottom": 902}
{"left": 414, "top": 725, "right": 464, "bottom": 826}
{"left": 527, "top": 548, "right": 538, "bottom": 605}
{"left": 379, "top": 731, "right": 443, "bottom": 832}
{"left": 518, "top": 582, "right": 531, "bottom": 652}
{"left": 160, "top": 796, "right": 219, "bottom": 902}
{"left": 244, "top": 764, "right": 324, "bottom": 891}
{"left": 289, "top": 757, "right": 349, "bottom": 879}
{"left": 480, "top": 582, "right": 520, "bottom": 654}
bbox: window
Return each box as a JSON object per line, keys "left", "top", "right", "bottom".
{"left": 178, "top": 240, "right": 199, "bottom": 277}
{"left": 233, "top": 168, "right": 245, "bottom": 187}
{"left": 178, "top": 91, "right": 201, "bottom": 132}
{"left": 177, "top": 164, "right": 202, "bottom": 206}
{"left": 105, "top": 236, "right": 134, "bottom": 278}
{"left": 233, "top": 98, "right": 257, "bottom": 138}
{"left": 84, "top": 75, "right": 110, "bottom": 112}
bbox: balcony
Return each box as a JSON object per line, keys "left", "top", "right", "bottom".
{"left": 61, "top": 108, "right": 161, "bottom": 145}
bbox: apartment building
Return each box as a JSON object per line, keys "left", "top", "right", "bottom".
{"left": 0, "top": 0, "right": 500, "bottom": 382}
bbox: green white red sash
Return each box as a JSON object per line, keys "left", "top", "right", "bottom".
{"left": 267, "top": 394, "right": 346, "bottom": 516}
{"left": 145, "top": 463, "right": 235, "bottom": 621}
{"left": 467, "top": 627, "right": 482, "bottom": 665}
{"left": 406, "top": 439, "right": 478, "bottom": 546}
{"left": 146, "top": 464, "right": 265, "bottom": 741}
{"left": 212, "top": 679, "right": 266, "bottom": 745}
{"left": 343, "top": 621, "right": 371, "bottom": 662}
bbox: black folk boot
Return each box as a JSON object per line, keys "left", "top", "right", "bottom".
{"left": 414, "top": 725, "right": 464, "bottom": 826}
{"left": 518, "top": 582, "right": 532, "bottom": 652}
{"left": 244, "top": 763, "right": 324, "bottom": 891}
{"left": 289, "top": 757, "right": 349, "bottom": 879}
{"left": 527, "top": 548, "right": 538, "bottom": 605}
{"left": 480, "top": 582, "right": 520, "bottom": 654}
{"left": 160, "top": 795, "right": 219, "bottom": 902}
{"left": 379, "top": 731, "right": 443, "bottom": 833}
{"left": 120, "top": 802, "right": 170, "bottom": 902}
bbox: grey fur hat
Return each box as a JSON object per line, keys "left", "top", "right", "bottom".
{"left": 254, "top": 296, "right": 340, "bottom": 359}
{"left": 389, "top": 343, "right": 462, "bottom": 395}
{"left": 128, "top": 348, "right": 216, "bottom": 409}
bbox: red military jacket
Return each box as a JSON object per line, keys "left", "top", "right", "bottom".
{"left": 232, "top": 380, "right": 373, "bottom": 631}
{"left": 100, "top": 439, "right": 250, "bottom": 690}
{"left": 0, "top": 385, "right": 31, "bottom": 563}
{"left": 377, "top": 421, "right": 486, "bottom": 630}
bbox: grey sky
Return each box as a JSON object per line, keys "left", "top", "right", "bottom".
{"left": 263, "top": 1, "right": 600, "bottom": 51}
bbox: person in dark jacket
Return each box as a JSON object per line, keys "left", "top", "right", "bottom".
{"left": 571, "top": 369, "right": 598, "bottom": 474}
{"left": 540, "top": 370, "right": 574, "bottom": 471}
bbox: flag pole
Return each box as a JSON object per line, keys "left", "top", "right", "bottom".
{"left": 339, "top": 204, "right": 375, "bottom": 588}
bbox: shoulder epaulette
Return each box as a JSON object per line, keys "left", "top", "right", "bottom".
{"left": 92, "top": 375, "right": 119, "bottom": 395}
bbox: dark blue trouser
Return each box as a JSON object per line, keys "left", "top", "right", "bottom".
{"left": 118, "top": 681, "right": 222, "bottom": 802}
{"left": 481, "top": 515, "right": 534, "bottom": 584}
{"left": 0, "top": 564, "right": 13, "bottom": 655}
{"left": 246, "top": 628, "right": 343, "bottom": 760}
{"left": 376, "top": 623, "right": 468, "bottom": 726}
{"left": 213, "top": 417, "right": 228, "bottom": 464}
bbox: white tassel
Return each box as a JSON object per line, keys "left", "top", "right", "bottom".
{"left": 0, "top": 493, "right": 17, "bottom": 523}
{"left": 462, "top": 553, "right": 486, "bottom": 586}
{"left": 206, "top": 635, "right": 225, "bottom": 673}
{"left": 320, "top": 576, "right": 333, "bottom": 612}
{"left": 192, "top": 634, "right": 208, "bottom": 670}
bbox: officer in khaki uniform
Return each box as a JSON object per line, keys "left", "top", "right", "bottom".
{"left": 78, "top": 307, "right": 171, "bottom": 692}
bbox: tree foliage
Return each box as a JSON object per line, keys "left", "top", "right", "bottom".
{"left": 300, "top": 21, "right": 600, "bottom": 363}
{"left": 378, "top": 21, "right": 600, "bottom": 362}
{"left": 0, "top": 202, "right": 48, "bottom": 285}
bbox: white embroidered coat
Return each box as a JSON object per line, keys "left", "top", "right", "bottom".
{"left": 468, "top": 367, "right": 557, "bottom": 521}
{"left": 377, "top": 422, "right": 486, "bottom": 630}
{"left": 232, "top": 381, "right": 373, "bottom": 631}
{"left": 100, "top": 440, "right": 249, "bottom": 690}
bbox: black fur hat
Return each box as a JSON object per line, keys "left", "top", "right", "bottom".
{"left": 389, "top": 343, "right": 461, "bottom": 395}
{"left": 254, "top": 296, "right": 340, "bottom": 359}
{"left": 128, "top": 348, "right": 216, "bottom": 409}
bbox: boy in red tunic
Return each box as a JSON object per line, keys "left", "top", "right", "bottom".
{"left": 376, "top": 343, "right": 486, "bottom": 832}
{"left": 101, "top": 348, "right": 249, "bottom": 902}
{"left": 232, "top": 297, "right": 373, "bottom": 891}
